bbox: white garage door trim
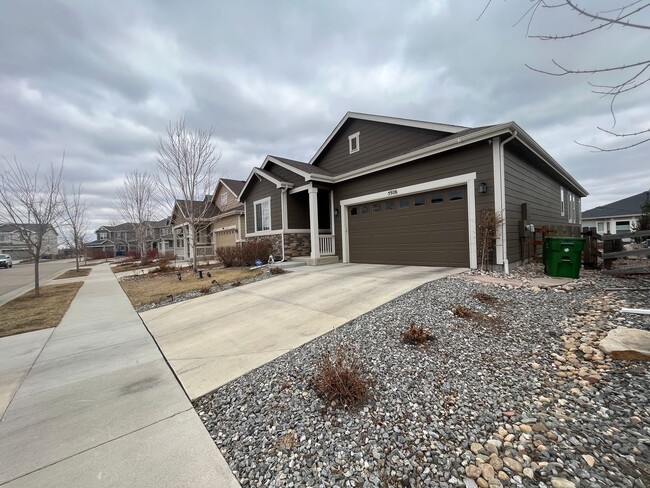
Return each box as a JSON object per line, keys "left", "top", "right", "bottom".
{"left": 340, "top": 172, "right": 477, "bottom": 268}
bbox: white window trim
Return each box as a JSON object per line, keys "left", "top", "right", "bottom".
{"left": 348, "top": 132, "right": 360, "bottom": 154}
{"left": 560, "top": 187, "right": 565, "bottom": 217}
{"left": 253, "top": 197, "right": 271, "bottom": 233}
{"left": 340, "top": 172, "right": 477, "bottom": 269}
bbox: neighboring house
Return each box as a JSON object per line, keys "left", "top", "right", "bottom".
{"left": 212, "top": 178, "right": 246, "bottom": 249}
{"left": 150, "top": 217, "right": 174, "bottom": 254}
{"left": 582, "top": 190, "right": 650, "bottom": 235}
{"left": 238, "top": 112, "right": 588, "bottom": 270}
{"left": 86, "top": 220, "right": 173, "bottom": 258}
{"left": 171, "top": 198, "right": 219, "bottom": 261}
{"left": 170, "top": 178, "right": 246, "bottom": 260}
{"left": 0, "top": 223, "right": 58, "bottom": 260}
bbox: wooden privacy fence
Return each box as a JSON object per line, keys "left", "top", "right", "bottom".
{"left": 582, "top": 227, "right": 650, "bottom": 275}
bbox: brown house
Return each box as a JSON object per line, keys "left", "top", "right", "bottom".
{"left": 238, "top": 112, "right": 588, "bottom": 271}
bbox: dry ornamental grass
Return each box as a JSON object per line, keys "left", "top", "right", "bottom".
{"left": 402, "top": 323, "right": 434, "bottom": 345}
{"left": 312, "top": 346, "right": 372, "bottom": 409}
{"left": 119, "top": 266, "right": 261, "bottom": 308}
{"left": 0, "top": 283, "right": 83, "bottom": 337}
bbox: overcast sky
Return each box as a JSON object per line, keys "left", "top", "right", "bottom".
{"left": 0, "top": 1, "right": 648, "bottom": 231}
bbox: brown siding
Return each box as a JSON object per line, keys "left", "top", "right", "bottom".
{"left": 504, "top": 147, "right": 581, "bottom": 263}
{"left": 266, "top": 163, "right": 306, "bottom": 186}
{"left": 287, "top": 192, "right": 310, "bottom": 229}
{"left": 244, "top": 178, "right": 283, "bottom": 234}
{"left": 215, "top": 184, "right": 242, "bottom": 213}
{"left": 314, "top": 119, "right": 451, "bottom": 176}
{"left": 213, "top": 214, "right": 239, "bottom": 231}
{"left": 332, "top": 141, "right": 495, "bottom": 260}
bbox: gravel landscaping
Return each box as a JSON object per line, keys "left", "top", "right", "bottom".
{"left": 195, "top": 265, "right": 650, "bottom": 488}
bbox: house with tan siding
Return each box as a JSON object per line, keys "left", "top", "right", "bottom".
{"left": 238, "top": 112, "right": 588, "bottom": 271}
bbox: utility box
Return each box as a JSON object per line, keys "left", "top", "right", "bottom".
{"left": 543, "top": 237, "right": 585, "bottom": 279}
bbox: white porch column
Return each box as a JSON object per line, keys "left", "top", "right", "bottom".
{"left": 309, "top": 187, "right": 320, "bottom": 260}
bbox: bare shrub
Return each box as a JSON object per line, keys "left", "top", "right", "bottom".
{"left": 474, "top": 292, "right": 499, "bottom": 306}
{"left": 230, "top": 280, "right": 241, "bottom": 287}
{"left": 402, "top": 323, "right": 433, "bottom": 345}
{"left": 241, "top": 239, "right": 274, "bottom": 266}
{"left": 276, "top": 431, "right": 297, "bottom": 451}
{"left": 312, "top": 347, "right": 372, "bottom": 409}
{"left": 270, "top": 266, "right": 286, "bottom": 275}
{"left": 199, "top": 285, "right": 210, "bottom": 294}
{"left": 452, "top": 304, "right": 501, "bottom": 326}
{"left": 216, "top": 246, "right": 240, "bottom": 267}
{"left": 478, "top": 209, "right": 504, "bottom": 271}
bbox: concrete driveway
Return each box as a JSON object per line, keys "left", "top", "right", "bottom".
{"left": 140, "top": 263, "right": 465, "bottom": 400}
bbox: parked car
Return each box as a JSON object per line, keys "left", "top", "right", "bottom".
{"left": 0, "top": 253, "right": 12, "bottom": 268}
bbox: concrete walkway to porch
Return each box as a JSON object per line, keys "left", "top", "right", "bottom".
{"left": 0, "top": 264, "right": 239, "bottom": 487}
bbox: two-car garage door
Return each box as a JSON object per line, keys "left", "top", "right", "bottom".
{"left": 348, "top": 185, "right": 469, "bottom": 267}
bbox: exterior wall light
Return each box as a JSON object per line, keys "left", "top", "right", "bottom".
{"left": 479, "top": 182, "right": 488, "bottom": 194}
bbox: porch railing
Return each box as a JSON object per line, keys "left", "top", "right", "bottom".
{"left": 318, "top": 235, "right": 335, "bottom": 256}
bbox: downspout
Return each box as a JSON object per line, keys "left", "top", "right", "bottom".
{"left": 499, "top": 130, "right": 517, "bottom": 274}
{"left": 280, "top": 188, "right": 287, "bottom": 261}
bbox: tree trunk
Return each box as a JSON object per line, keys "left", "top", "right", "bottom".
{"left": 34, "top": 255, "right": 40, "bottom": 297}
{"left": 75, "top": 246, "right": 80, "bottom": 272}
{"left": 190, "top": 223, "right": 198, "bottom": 271}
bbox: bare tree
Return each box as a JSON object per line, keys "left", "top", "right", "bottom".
{"left": 156, "top": 117, "right": 221, "bottom": 271}
{"left": 0, "top": 157, "right": 63, "bottom": 296}
{"left": 61, "top": 184, "right": 90, "bottom": 271}
{"left": 114, "top": 170, "right": 158, "bottom": 263}
{"left": 481, "top": 0, "right": 650, "bottom": 151}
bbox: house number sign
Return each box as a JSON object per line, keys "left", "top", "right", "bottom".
{"left": 387, "top": 189, "right": 398, "bottom": 196}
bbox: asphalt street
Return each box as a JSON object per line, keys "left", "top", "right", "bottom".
{"left": 0, "top": 259, "right": 76, "bottom": 304}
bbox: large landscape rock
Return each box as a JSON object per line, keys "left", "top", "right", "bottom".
{"left": 599, "top": 326, "right": 650, "bottom": 360}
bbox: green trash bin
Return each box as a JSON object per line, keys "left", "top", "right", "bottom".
{"left": 543, "top": 237, "right": 585, "bottom": 278}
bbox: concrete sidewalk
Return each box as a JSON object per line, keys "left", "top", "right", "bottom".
{"left": 0, "top": 264, "right": 239, "bottom": 487}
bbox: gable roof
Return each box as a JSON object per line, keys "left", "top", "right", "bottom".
{"left": 308, "top": 112, "right": 467, "bottom": 166}
{"left": 221, "top": 178, "right": 245, "bottom": 196}
{"left": 259, "top": 155, "right": 334, "bottom": 181}
{"left": 0, "top": 223, "right": 58, "bottom": 235}
{"left": 239, "top": 167, "right": 294, "bottom": 200}
{"left": 582, "top": 191, "right": 650, "bottom": 219}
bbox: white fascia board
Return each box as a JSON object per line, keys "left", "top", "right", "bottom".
{"left": 265, "top": 156, "right": 311, "bottom": 180}
{"left": 307, "top": 111, "right": 468, "bottom": 166}
{"left": 511, "top": 123, "right": 589, "bottom": 197}
{"left": 334, "top": 124, "right": 513, "bottom": 184}
{"left": 238, "top": 167, "right": 294, "bottom": 202}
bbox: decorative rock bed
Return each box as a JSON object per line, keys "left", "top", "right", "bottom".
{"left": 195, "top": 265, "right": 649, "bottom": 487}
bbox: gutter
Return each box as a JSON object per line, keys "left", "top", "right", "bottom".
{"left": 498, "top": 130, "right": 517, "bottom": 275}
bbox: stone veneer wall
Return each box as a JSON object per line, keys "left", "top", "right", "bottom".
{"left": 246, "top": 233, "right": 313, "bottom": 259}
{"left": 283, "top": 233, "right": 311, "bottom": 257}
{"left": 246, "top": 234, "right": 283, "bottom": 259}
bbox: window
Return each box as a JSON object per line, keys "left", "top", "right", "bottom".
{"left": 0, "top": 233, "right": 7, "bottom": 242}
{"left": 99, "top": 232, "right": 107, "bottom": 240}
{"left": 360, "top": 206, "right": 369, "bottom": 214}
{"left": 350, "top": 207, "right": 358, "bottom": 216}
{"left": 616, "top": 221, "right": 631, "bottom": 233}
{"left": 430, "top": 192, "right": 444, "bottom": 204}
{"left": 413, "top": 195, "right": 425, "bottom": 206}
{"left": 372, "top": 203, "right": 381, "bottom": 212}
{"left": 385, "top": 201, "right": 394, "bottom": 210}
{"left": 348, "top": 132, "right": 360, "bottom": 154}
{"left": 254, "top": 198, "right": 271, "bottom": 232}
{"left": 221, "top": 192, "right": 228, "bottom": 205}
{"left": 449, "top": 189, "right": 464, "bottom": 201}
{"left": 560, "top": 187, "right": 565, "bottom": 216}
{"left": 567, "top": 193, "right": 577, "bottom": 224}
{"left": 399, "top": 198, "right": 409, "bottom": 209}
{"left": 597, "top": 222, "right": 604, "bottom": 233}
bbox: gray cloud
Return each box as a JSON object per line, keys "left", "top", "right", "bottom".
{"left": 0, "top": 0, "right": 647, "bottom": 233}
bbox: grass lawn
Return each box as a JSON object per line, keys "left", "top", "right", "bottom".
{"left": 0, "top": 283, "right": 84, "bottom": 337}
{"left": 111, "top": 262, "right": 158, "bottom": 273}
{"left": 119, "top": 266, "right": 262, "bottom": 308}
{"left": 54, "top": 268, "right": 92, "bottom": 280}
